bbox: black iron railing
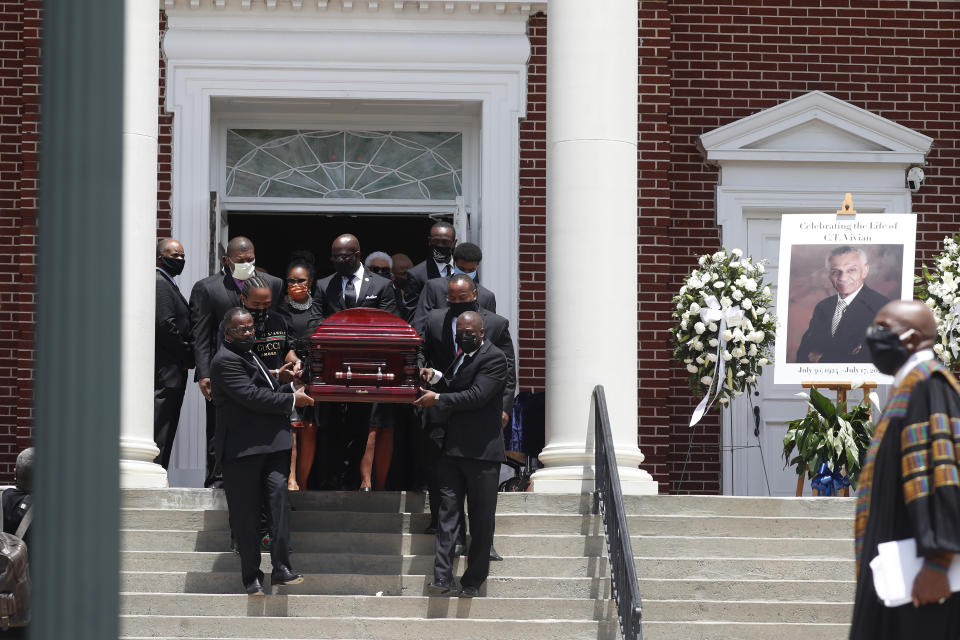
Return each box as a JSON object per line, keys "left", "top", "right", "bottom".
{"left": 592, "top": 385, "right": 643, "bottom": 640}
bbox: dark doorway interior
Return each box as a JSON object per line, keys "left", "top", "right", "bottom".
{"left": 228, "top": 212, "right": 448, "bottom": 278}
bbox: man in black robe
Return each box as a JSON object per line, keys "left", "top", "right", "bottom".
{"left": 852, "top": 300, "right": 960, "bottom": 638}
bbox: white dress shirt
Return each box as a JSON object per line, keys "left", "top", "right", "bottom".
{"left": 341, "top": 263, "right": 365, "bottom": 303}
{"left": 434, "top": 259, "right": 454, "bottom": 279}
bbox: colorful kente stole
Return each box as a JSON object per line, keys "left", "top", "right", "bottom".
{"left": 854, "top": 360, "right": 947, "bottom": 572}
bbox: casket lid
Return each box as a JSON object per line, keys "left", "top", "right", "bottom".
{"left": 311, "top": 308, "right": 421, "bottom": 344}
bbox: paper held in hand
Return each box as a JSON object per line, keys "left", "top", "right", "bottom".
{"left": 870, "top": 538, "right": 960, "bottom": 607}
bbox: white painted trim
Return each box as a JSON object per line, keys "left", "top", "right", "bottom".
{"left": 699, "top": 91, "right": 933, "bottom": 161}
{"left": 164, "top": 6, "right": 530, "bottom": 485}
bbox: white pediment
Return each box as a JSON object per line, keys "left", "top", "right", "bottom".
{"left": 698, "top": 91, "right": 932, "bottom": 164}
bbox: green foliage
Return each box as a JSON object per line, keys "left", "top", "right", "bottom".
{"left": 781, "top": 387, "right": 875, "bottom": 489}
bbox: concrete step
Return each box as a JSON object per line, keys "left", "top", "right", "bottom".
{"left": 120, "top": 531, "right": 851, "bottom": 560}
{"left": 120, "top": 509, "right": 854, "bottom": 539}
{"left": 119, "top": 615, "right": 616, "bottom": 639}
{"left": 121, "top": 489, "right": 856, "bottom": 519}
{"left": 120, "top": 593, "right": 615, "bottom": 620}
{"left": 121, "top": 551, "right": 609, "bottom": 577}
{"left": 641, "top": 621, "right": 850, "bottom": 640}
{"left": 642, "top": 599, "right": 851, "bottom": 624}
{"left": 120, "top": 572, "right": 614, "bottom": 599}
{"left": 637, "top": 578, "right": 854, "bottom": 602}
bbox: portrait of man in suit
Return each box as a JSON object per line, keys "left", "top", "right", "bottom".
{"left": 791, "top": 245, "right": 901, "bottom": 364}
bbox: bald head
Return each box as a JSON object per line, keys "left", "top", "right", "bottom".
{"left": 227, "top": 236, "right": 254, "bottom": 257}
{"left": 331, "top": 234, "right": 361, "bottom": 273}
{"left": 456, "top": 310, "right": 483, "bottom": 333}
{"left": 332, "top": 234, "right": 359, "bottom": 253}
{"left": 873, "top": 299, "right": 937, "bottom": 350}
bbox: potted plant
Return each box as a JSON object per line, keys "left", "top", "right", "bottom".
{"left": 782, "top": 387, "right": 875, "bottom": 496}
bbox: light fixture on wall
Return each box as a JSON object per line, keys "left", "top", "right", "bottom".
{"left": 907, "top": 166, "right": 925, "bottom": 192}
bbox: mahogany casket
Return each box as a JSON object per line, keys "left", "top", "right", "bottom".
{"left": 308, "top": 308, "right": 422, "bottom": 403}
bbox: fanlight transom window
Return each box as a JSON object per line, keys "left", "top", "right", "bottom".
{"left": 225, "top": 129, "right": 463, "bottom": 200}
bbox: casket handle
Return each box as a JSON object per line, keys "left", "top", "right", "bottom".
{"left": 334, "top": 370, "right": 395, "bottom": 382}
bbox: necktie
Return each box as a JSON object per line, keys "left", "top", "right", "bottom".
{"left": 831, "top": 298, "right": 847, "bottom": 336}
{"left": 344, "top": 277, "right": 356, "bottom": 309}
{"left": 444, "top": 264, "right": 452, "bottom": 277}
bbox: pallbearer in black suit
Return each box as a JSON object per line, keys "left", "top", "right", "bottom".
{"left": 404, "top": 221, "right": 457, "bottom": 320}
{"left": 412, "top": 242, "right": 497, "bottom": 335}
{"left": 418, "top": 274, "right": 515, "bottom": 560}
{"left": 312, "top": 235, "right": 397, "bottom": 490}
{"left": 390, "top": 253, "right": 415, "bottom": 323}
{"left": 415, "top": 311, "right": 508, "bottom": 598}
{"left": 154, "top": 238, "right": 194, "bottom": 469}
{"left": 211, "top": 307, "right": 314, "bottom": 595}
{"left": 796, "top": 246, "right": 890, "bottom": 364}
{"left": 189, "top": 236, "right": 284, "bottom": 487}
{"left": 313, "top": 235, "right": 397, "bottom": 317}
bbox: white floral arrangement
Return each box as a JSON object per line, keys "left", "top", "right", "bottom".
{"left": 672, "top": 248, "right": 777, "bottom": 425}
{"left": 917, "top": 235, "right": 960, "bottom": 365}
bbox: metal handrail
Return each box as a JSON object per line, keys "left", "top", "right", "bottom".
{"left": 592, "top": 385, "right": 643, "bottom": 639}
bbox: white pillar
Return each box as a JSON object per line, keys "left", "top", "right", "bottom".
{"left": 531, "top": 0, "right": 657, "bottom": 495}
{"left": 119, "top": 0, "right": 167, "bottom": 488}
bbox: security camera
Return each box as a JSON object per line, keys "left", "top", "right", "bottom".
{"left": 907, "top": 166, "right": 925, "bottom": 192}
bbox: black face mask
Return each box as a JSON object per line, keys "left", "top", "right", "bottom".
{"left": 334, "top": 260, "right": 357, "bottom": 278}
{"left": 160, "top": 256, "right": 185, "bottom": 276}
{"left": 244, "top": 306, "right": 268, "bottom": 329}
{"left": 430, "top": 244, "right": 453, "bottom": 263}
{"left": 448, "top": 300, "right": 478, "bottom": 317}
{"left": 865, "top": 326, "right": 912, "bottom": 375}
{"left": 456, "top": 332, "right": 481, "bottom": 354}
{"left": 226, "top": 336, "right": 255, "bottom": 353}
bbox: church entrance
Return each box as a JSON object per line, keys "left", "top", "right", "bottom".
{"left": 227, "top": 212, "right": 444, "bottom": 278}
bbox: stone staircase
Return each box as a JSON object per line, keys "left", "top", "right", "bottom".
{"left": 119, "top": 489, "right": 855, "bottom": 640}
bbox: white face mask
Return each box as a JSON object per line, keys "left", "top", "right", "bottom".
{"left": 231, "top": 259, "right": 256, "bottom": 281}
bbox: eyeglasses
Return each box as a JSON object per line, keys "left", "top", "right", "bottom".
{"left": 286, "top": 277, "right": 308, "bottom": 285}
{"left": 368, "top": 266, "right": 391, "bottom": 276}
{"left": 331, "top": 253, "right": 357, "bottom": 263}
{"left": 226, "top": 325, "right": 255, "bottom": 336}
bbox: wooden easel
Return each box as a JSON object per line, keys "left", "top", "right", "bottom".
{"left": 795, "top": 193, "right": 871, "bottom": 497}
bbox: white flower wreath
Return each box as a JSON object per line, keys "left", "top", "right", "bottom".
{"left": 918, "top": 235, "right": 960, "bottom": 365}
{"left": 672, "top": 248, "right": 777, "bottom": 426}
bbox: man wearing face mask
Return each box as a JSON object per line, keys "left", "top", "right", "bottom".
{"left": 404, "top": 221, "right": 457, "bottom": 321}
{"left": 211, "top": 307, "right": 313, "bottom": 596}
{"left": 851, "top": 300, "right": 960, "bottom": 638}
{"left": 189, "top": 236, "right": 284, "bottom": 487}
{"left": 412, "top": 242, "right": 497, "bottom": 335}
{"left": 415, "top": 311, "right": 508, "bottom": 598}
{"left": 417, "top": 274, "right": 515, "bottom": 559}
{"left": 154, "top": 238, "right": 194, "bottom": 470}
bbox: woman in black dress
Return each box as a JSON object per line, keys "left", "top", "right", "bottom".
{"left": 277, "top": 255, "right": 322, "bottom": 490}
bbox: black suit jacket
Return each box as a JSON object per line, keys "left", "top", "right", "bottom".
{"left": 155, "top": 270, "right": 194, "bottom": 388}
{"left": 795, "top": 285, "right": 890, "bottom": 363}
{"left": 419, "top": 307, "right": 516, "bottom": 415}
{"left": 404, "top": 258, "right": 452, "bottom": 321}
{"left": 188, "top": 270, "right": 284, "bottom": 380}
{"left": 312, "top": 268, "right": 397, "bottom": 320}
{"left": 411, "top": 277, "right": 497, "bottom": 335}
{"left": 433, "top": 340, "right": 508, "bottom": 463}
{"left": 210, "top": 342, "right": 295, "bottom": 463}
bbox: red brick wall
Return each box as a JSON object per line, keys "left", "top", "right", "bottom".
{"left": 0, "top": 1, "right": 41, "bottom": 483}
{"left": 157, "top": 9, "right": 172, "bottom": 236}
{"left": 517, "top": 13, "right": 547, "bottom": 392}
{"left": 665, "top": 0, "right": 960, "bottom": 493}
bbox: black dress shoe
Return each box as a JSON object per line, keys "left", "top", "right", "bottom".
{"left": 458, "top": 584, "right": 479, "bottom": 598}
{"left": 359, "top": 486, "right": 372, "bottom": 492}
{"left": 426, "top": 580, "right": 454, "bottom": 596}
{"left": 489, "top": 546, "right": 503, "bottom": 562}
{"left": 271, "top": 566, "right": 304, "bottom": 586}
{"left": 453, "top": 543, "right": 466, "bottom": 557}
{"left": 244, "top": 571, "right": 265, "bottom": 596}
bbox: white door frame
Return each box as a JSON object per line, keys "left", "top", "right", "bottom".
{"left": 162, "top": 5, "right": 532, "bottom": 485}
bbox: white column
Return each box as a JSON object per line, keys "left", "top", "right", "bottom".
{"left": 531, "top": 0, "right": 657, "bottom": 495}
{"left": 119, "top": 0, "right": 167, "bottom": 488}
